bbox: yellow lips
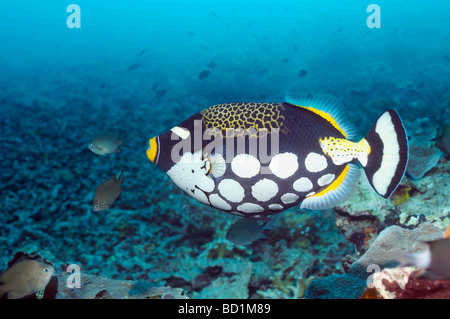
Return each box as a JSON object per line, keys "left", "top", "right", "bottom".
{"left": 147, "top": 136, "right": 158, "bottom": 163}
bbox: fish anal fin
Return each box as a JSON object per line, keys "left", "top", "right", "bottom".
{"left": 300, "top": 164, "right": 360, "bottom": 210}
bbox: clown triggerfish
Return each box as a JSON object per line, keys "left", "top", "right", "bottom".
{"left": 146, "top": 94, "right": 408, "bottom": 219}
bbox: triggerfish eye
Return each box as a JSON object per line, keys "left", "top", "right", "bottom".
{"left": 146, "top": 136, "right": 159, "bottom": 164}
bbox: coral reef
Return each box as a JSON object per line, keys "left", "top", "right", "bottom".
{"left": 1, "top": 99, "right": 448, "bottom": 299}
{"left": 352, "top": 222, "right": 443, "bottom": 267}
{"left": 56, "top": 273, "right": 187, "bottom": 299}
{"left": 361, "top": 267, "right": 450, "bottom": 299}
{"left": 304, "top": 223, "right": 447, "bottom": 299}
{"left": 405, "top": 117, "right": 444, "bottom": 180}
{"left": 304, "top": 271, "right": 367, "bottom": 299}
{"left": 1, "top": 3, "right": 449, "bottom": 299}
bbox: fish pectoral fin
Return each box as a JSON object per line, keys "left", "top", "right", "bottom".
{"left": 207, "top": 153, "right": 226, "bottom": 178}
{"left": 203, "top": 145, "right": 227, "bottom": 178}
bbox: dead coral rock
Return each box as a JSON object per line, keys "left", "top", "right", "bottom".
{"left": 393, "top": 277, "right": 450, "bottom": 299}
{"left": 337, "top": 174, "right": 396, "bottom": 223}
{"left": 407, "top": 136, "right": 443, "bottom": 180}
{"left": 193, "top": 258, "right": 253, "bottom": 299}
{"left": 352, "top": 222, "right": 444, "bottom": 269}
{"left": 56, "top": 272, "right": 188, "bottom": 299}
{"left": 334, "top": 207, "right": 381, "bottom": 253}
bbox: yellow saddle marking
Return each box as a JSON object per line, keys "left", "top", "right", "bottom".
{"left": 319, "top": 136, "right": 371, "bottom": 166}
{"left": 201, "top": 102, "right": 285, "bottom": 138}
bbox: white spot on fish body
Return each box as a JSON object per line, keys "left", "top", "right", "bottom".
{"left": 170, "top": 126, "right": 190, "bottom": 139}
{"left": 305, "top": 152, "right": 328, "bottom": 172}
{"left": 237, "top": 202, "right": 265, "bottom": 213}
{"left": 318, "top": 173, "right": 335, "bottom": 186}
{"left": 251, "top": 178, "right": 279, "bottom": 202}
{"left": 231, "top": 154, "right": 260, "bottom": 178}
{"left": 268, "top": 203, "right": 284, "bottom": 211}
{"left": 293, "top": 177, "right": 313, "bottom": 192}
{"left": 218, "top": 179, "right": 245, "bottom": 203}
{"left": 269, "top": 152, "right": 299, "bottom": 179}
{"left": 281, "top": 193, "right": 299, "bottom": 204}
{"left": 209, "top": 193, "right": 232, "bottom": 211}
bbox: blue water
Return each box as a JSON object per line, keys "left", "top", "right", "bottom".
{"left": 0, "top": 1, "right": 449, "bottom": 299}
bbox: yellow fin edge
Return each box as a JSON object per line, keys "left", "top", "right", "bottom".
{"left": 302, "top": 106, "right": 346, "bottom": 137}
{"left": 309, "top": 164, "right": 349, "bottom": 199}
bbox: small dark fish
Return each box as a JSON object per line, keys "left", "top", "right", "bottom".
{"left": 128, "top": 64, "right": 141, "bottom": 72}
{"left": 198, "top": 70, "right": 210, "bottom": 80}
{"left": 0, "top": 260, "right": 54, "bottom": 299}
{"left": 226, "top": 218, "right": 269, "bottom": 245}
{"left": 257, "top": 94, "right": 267, "bottom": 100}
{"left": 187, "top": 32, "right": 195, "bottom": 36}
{"left": 298, "top": 69, "right": 308, "bottom": 78}
{"left": 395, "top": 236, "right": 450, "bottom": 280}
{"left": 88, "top": 132, "right": 126, "bottom": 156}
{"left": 280, "top": 58, "right": 289, "bottom": 63}
{"left": 348, "top": 90, "right": 368, "bottom": 98}
{"left": 93, "top": 170, "right": 124, "bottom": 212}
{"left": 155, "top": 89, "right": 167, "bottom": 99}
{"left": 151, "top": 83, "right": 160, "bottom": 91}
{"left": 207, "top": 61, "right": 217, "bottom": 69}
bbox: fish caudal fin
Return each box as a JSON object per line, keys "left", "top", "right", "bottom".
{"left": 361, "top": 109, "right": 408, "bottom": 198}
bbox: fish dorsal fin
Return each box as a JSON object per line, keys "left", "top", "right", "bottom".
{"left": 285, "top": 93, "right": 356, "bottom": 140}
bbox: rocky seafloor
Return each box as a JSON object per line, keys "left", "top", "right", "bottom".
{"left": 1, "top": 72, "right": 449, "bottom": 299}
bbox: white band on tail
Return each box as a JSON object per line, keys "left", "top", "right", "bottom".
{"left": 372, "top": 112, "right": 400, "bottom": 197}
